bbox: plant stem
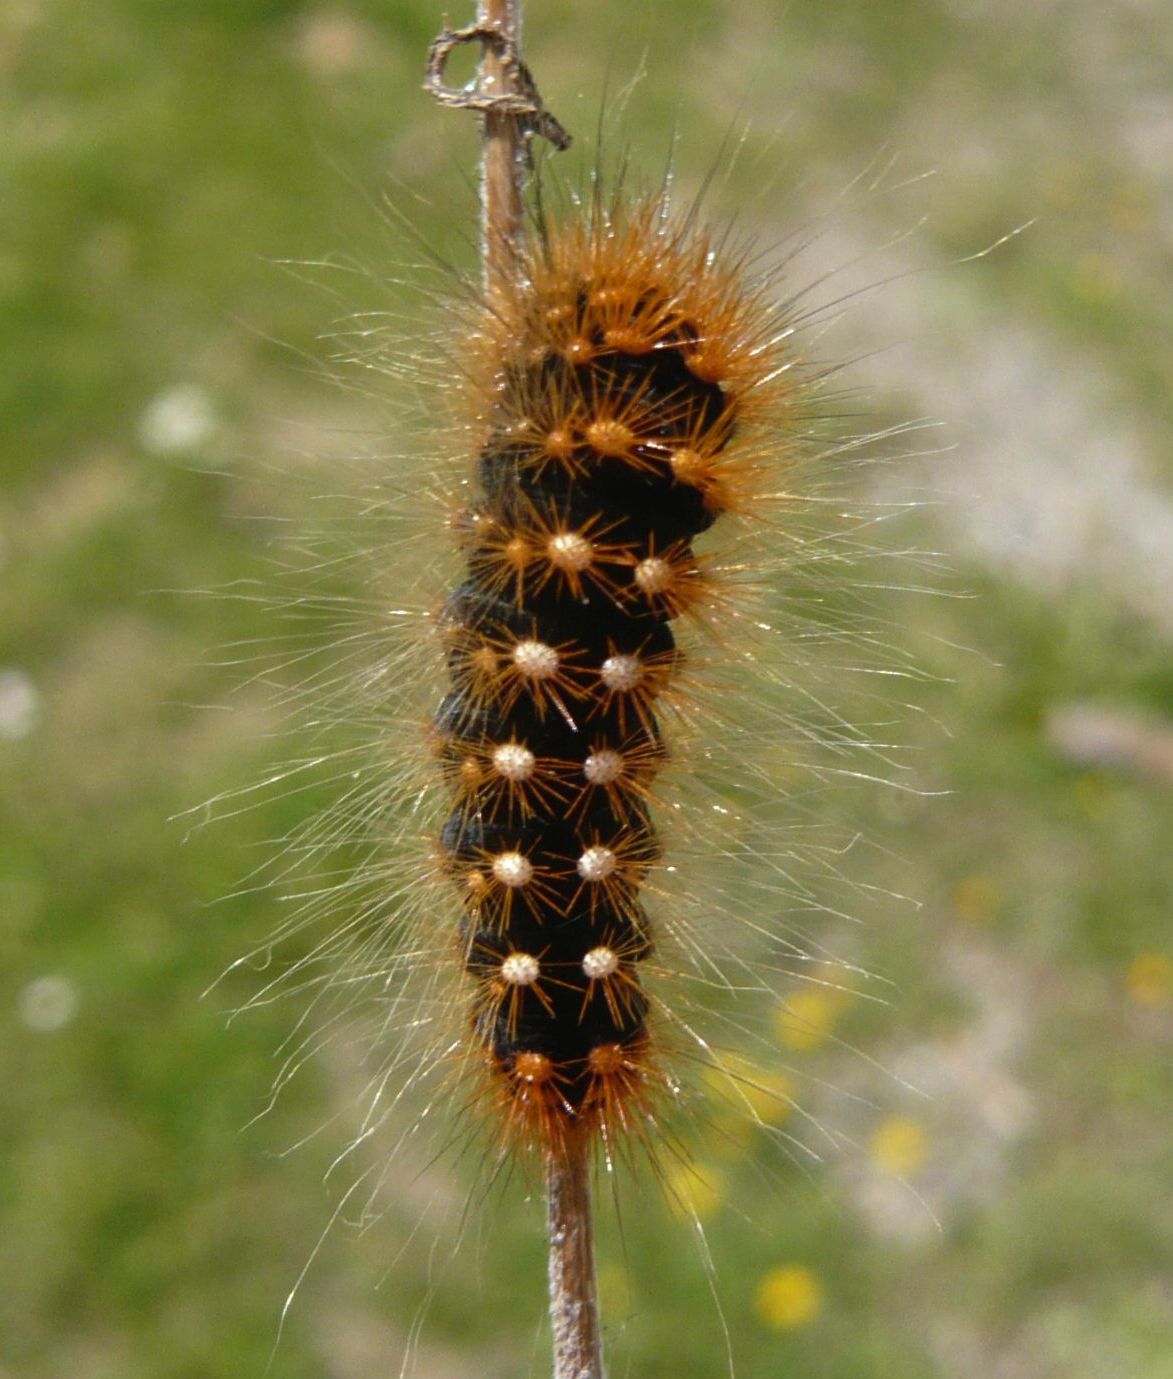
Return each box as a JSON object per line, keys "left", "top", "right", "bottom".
{"left": 546, "top": 1141, "right": 605, "bottom": 1379}
{"left": 477, "top": 0, "right": 526, "bottom": 298}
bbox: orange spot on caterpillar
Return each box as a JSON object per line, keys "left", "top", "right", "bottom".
{"left": 543, "top": 427, "right": 577, "bottom": 463}
{"left": 583, "top": 418, "right": 635, "bottom": 459}
{"left": 468, "top": 641, "right": 500, "bottom": 682}
{"left": 586, "top": 1041, "right": 628, "bottom": 1076}
{"left": 668, "top": 446, "right": 709, "bottom": 485}
{"left": 464, "top": 868, "right": 491, "bottom": 901}
{"left": 513, "top": 1050, "right": 556, "bottom": 1084}
{"left": 563, "top": 337, "right": 596, "bottom": 366}
{"left": 684, "top": 346, "right": 728, "bottom": 385}
{"left": 458, "top": 755, "right": 485, "bottom": 791}
{"left": 582, "top": 1032, "right": 658, "bottom": 1150}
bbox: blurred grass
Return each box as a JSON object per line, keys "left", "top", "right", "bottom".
{"left": 2, "top": 2, "right": 1171, "bottom": 1377}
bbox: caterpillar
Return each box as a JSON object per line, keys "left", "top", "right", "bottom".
{"left": 435, "top": 192, "right": 792, "bottom": 1162}
{"left": 222, "top": 15, "right": 934, "bottom": 1378}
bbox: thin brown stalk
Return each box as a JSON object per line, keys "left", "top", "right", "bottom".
{"left": 477, "top": 0, "right": 526, "bottom": 298}
{"left": 546, "top": 1140, "right": 605, "bottom": 1379}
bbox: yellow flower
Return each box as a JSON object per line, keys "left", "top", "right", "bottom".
{"left": 870, "top": 1115, "right": 928, "bottom": 1178}
{"left": 1126, "top": 952, "right": 1173, "bottom": 1007}
{"left": 775, "top": 987, "right": 847, "bottom": 1051}
{"left": 664, "top": 1161, "right": 726, "bottom": 1223}
{"left": 755, "top": 1265, "right": 823, "bottom": 1331}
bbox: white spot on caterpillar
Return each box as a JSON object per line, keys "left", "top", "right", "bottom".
{"left": 577, "top": 845, "right": 617, "bottom": 882}
{"left": 547, "top": 531, "right": 593, "bottom": 572}
{"left": 633, "top": 556, "right": 673, "bottom": 595}
{"left": 492, "top": 742, "right": 536, "bottom": 781}
{"left": 501, "top": 952, "right": 541, "bottom": 986}
{"left": 492, "top": 850, "right": 534, "bottom": 888}
{"left": 512, "top": 639, "right": 559, "bottom": 681}
{"left": 581, "top": 946, "right": 619, "bottom": 981}
{"left": 583, "top": 748, "right": 624, "bottom": 785}
{"left": 600, "top": 653, "right": 643, "bottom": 692}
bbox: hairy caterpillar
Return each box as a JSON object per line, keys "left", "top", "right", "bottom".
{"left": 436, "top": 191, "right": 798, "bottom": 1162}
{"left": 222, "top": 14, "right": 936, "bottom": 1378}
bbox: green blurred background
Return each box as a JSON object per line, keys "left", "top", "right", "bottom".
{"left": 2, "top": 1, "right": 1171, "bottom": 1376}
